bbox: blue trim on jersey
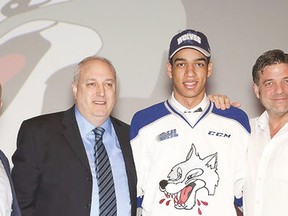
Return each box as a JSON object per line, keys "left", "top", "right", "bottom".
{"left": 137, "top": 196, "right": 143, "bottom": 208}
{"left": 193, "top": 100, "right": 212, "bottom": 126}
{"left": 166, "top": 100, "right": 192, "bottom": 127}
{"left": 234, "top": 196, "right": 243, "bottom": 207}
{"left": 130, "top": 100, "right": 251, "bottom": 140}
{"left": 130, "top": 101, "right": 170, "bottom": 140}
{"left": 212, "top": 105, "right": 251, "bottom": 133}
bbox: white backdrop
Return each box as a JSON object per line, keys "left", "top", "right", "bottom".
{"left": 0, "top": 0, "right": 288, "bottom": 162}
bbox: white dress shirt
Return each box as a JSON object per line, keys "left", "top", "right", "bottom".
{"left": 244, "top": 111, "right": 288, "bottom": 216}
{"left": 0, "top": 160, "right": 12, "bottom": 216}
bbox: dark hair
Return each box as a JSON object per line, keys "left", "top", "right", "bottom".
{"left": 252, "top": 49, "right": 288, "bottom": 84}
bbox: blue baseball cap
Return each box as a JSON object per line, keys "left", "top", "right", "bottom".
{"left": 169, "top": 29, "right": 211, "bottom": 60}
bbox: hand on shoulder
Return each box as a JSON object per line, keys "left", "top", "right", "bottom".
{"left": 208, "top": 94, "right": 241, "bottom": 110}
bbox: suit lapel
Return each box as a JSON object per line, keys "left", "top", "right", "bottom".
{"left": 110, "top": 117, "right": 131, "bottom": 176}
{"left": 111, "top": 117, "right": 129, "bottom": 154}
{"left": 111, "top": 117, "right": 137, "bottom": 216}
{"left": 62, "top": 106, "right": 91, "bottom": 173}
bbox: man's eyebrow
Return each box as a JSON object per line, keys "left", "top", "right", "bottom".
{"left": 104, "top": 78, "right": 116, "bottom": 82}
{"left": 173, "top": 57, "right": 207, "bottom": 63}
{"left": 173, "top": 57, "right": 186, "bottom": 63}
{"left": 194, "top": 57, "right": 208, "bottom": 62}
{"left": 85, "top": 78, "right": 115, "bottom": 82}
{"left": 262, "top": 78, "right": 273, "bottom": 83}
{"left": 263, "top": 76, "right": 288, "bottom": 83}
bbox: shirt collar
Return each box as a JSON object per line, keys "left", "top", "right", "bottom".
{"left": 257, "top": 110, "right": 288, "bottom": 134}
{"left": 74, "top": 106, "right": 112, "bottom": 136}
{"left": 170, "top": 92, "right": 208, "bottom": 113}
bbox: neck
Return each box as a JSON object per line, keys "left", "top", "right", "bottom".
{"left": 174, "top": 94, "right": 205, "bottom": 110}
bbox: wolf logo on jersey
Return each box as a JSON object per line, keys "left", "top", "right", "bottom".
{"left": 159, "top": 144, "right": 219, "bottom": 211}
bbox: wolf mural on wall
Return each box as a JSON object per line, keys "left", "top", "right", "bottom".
{"left": 159, "top": 144, "right": 219, "bottom": 211}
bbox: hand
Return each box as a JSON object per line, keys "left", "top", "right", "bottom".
{"left": 208, "top": 94, "right": 241, "bottom": 110}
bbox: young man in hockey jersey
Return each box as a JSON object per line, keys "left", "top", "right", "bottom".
{"left": 130, "top": 29, "right": 250, "bottom": 216}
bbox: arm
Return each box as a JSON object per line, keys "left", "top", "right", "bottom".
{"left": 0, "top": 151, "right": 12, "bottom": 216}
{"left": 130, "top": 113, "right": 151, "bottom": 213}
{"left": 12, "top": 121, "right": 41, "bottom": 216}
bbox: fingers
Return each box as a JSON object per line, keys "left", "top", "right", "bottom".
{"left": 208, "top": 94, "right": 231, "bottom": 110}
{"left": 231, "top": 102, "right": 241, "bottom": 108}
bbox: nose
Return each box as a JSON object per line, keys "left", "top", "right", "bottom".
{"left": 186, "top": 64, "right": 196, "bottom": 77}
{"left": 159, "top": 180, "right": 168, "bottom": 190}
{"left": 275, "top": 83, "right": 285, "bottom": 94}
{"left": 96, "top": 84, "right": 105, "bottom": 96}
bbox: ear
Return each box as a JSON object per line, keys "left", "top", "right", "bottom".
{"left": 253, "top": 83, "right": 260, "bottom": 99}
{"left": 166, "top": 62, "right": 173, "bottom": 79}
{"left": 186, "top": 144, "right": 197, "bottom": 161}
{"left": 207, "top": 61, "right": 213, "bottom": 78}
{"left": 72, "top": 82, "right": 78, "bottom": 99}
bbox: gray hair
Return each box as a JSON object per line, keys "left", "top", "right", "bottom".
{"left": 73, "top": 56, "right": 117, "bottom": 83}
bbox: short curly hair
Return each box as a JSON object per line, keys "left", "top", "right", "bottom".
{"left": 252, "top": 49, "right": 288, "bottom": 84}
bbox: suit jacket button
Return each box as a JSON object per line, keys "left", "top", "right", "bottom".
{"left": 85, "top": 203, "right": 91, "bottom": 208}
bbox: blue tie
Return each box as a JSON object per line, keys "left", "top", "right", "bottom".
{"left": 93, "top": 127, "right": 117, "bottom": 215}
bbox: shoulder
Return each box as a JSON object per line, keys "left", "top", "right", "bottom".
{"left": 0, "top": 150, "right": 8, "bottom": 162}
{"left": 110, "top": 116, "right": 130, "bottom": 138}
{"left": 249, "top": 112, "right": 266, "bottom": 131}
{"left": 212, "top": 105, "right": 251, "bottom": 133}
{"left": 249, "top": 116, "right": 259, "bottom": 126}
{"left": 27, "top": 111, "right": 65, "bottom": 121}
{"left": 130, "top": 101, "right": 169, "bottom": 139}
{"left": 110, "top": 116, "right": 130, "bottom": 143}
{"left": 19, "top": 107, "right": 74, "bottom": 131}
{"left": 110, "top": 116, "right": 129, "bottom": 129}
{"left": 131, "top": 101, "right": 168, "bottom": 126}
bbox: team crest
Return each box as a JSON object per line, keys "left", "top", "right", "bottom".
{"left": 159, "top": 144, "right": 219, "bottom": 212}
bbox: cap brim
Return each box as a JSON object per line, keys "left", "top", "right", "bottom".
{"left": 169, "top": 45, "right": 211, "bottom": 59}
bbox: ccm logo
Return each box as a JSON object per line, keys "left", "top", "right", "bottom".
{"left": 208, "top": 131, "right": 231, "bottom": 138}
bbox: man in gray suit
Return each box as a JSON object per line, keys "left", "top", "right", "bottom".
{"left": 0, "top": 83, "right": 21, "bottom": 216}
{"left": 12, "top": 56, "right": 137, "bottom": 216}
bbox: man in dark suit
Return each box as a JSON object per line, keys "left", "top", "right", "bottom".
{"left": 12, "top": 56, "right": 137, "bottom": 216}
{"left": 0, "top": 83, "right": 21, "bottom": 216}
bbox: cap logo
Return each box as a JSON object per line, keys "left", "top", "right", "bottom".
{"left": 177, "top": 33, "right": 201, "bottom": 45}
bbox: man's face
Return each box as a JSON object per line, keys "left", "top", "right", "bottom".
{"left": 167, "top": 48, "right": 212, "bottom": 108}
{"left": 253, "top": 63, "right": 288, "bottom": 117}
{"left": 72, "top": 60, "right": 116, "bottom": 125}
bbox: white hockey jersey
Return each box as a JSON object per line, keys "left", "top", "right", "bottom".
{"left": 130, "top": 97, "right": 250, "bottom": 216}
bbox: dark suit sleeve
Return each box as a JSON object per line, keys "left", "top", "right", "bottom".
{"left": 12, "top": 120, "right": 41, "bottom": 215}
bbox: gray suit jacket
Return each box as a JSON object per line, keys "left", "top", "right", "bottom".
{"left": 12, "top": 106, "right": 136, "bottom": 216}
{"left": 0, "top": 150, "right": 21, "bottom": 216}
